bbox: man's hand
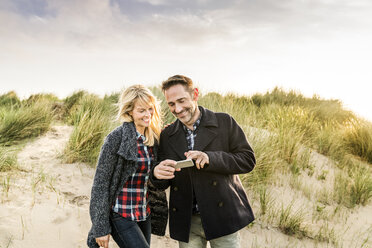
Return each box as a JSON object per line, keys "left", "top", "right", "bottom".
{"left": 185, "top": 151, "right": 209, "bottom": 169}
{"left": 96, "top": 234, "right": 110, "bottom": 248}
{"left": 154, "top": 160, "right": 180, "bottom": 179}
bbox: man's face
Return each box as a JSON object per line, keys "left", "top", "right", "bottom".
{"left": 164, "top": 84, "right": 198, "bottom": 126}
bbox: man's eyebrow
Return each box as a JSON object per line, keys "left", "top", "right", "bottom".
{"left": 167, "top": 97, "right": 186, "bottom": 103}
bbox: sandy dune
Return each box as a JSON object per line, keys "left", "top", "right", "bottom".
{"left": 1, "top": 125, "right": 371, "bottom": 248}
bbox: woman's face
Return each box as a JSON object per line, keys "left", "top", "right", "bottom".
{"left": 131, "top": 100, "right": 154, "bottom": 135}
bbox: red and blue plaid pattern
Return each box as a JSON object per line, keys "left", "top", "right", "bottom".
{"left": 112, "top": 132, "right": 154, "bottom": 221}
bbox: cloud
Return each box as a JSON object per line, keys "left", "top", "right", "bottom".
{"left": 1, "top": 0, "right": 372, "bottom": 122}
{"left": 2, "top": 0, "right": 372, "bottom": 52}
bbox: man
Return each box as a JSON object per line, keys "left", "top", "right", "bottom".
{"left": 150, "top": 75, "right": 255, "bottom": 248}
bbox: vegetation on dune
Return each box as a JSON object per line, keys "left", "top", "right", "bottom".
{"left": 0, "top": 146, "right": 17, "bottom": 172}
{"left": 63, "top": 94, "right": 117, "bottom": 165}
{"left": 0, "top": 91, "right": 21, "bottom": 107}
{"left": 0, "top": 98, "right": 54, "bottom": 145}
{"left": 1, "top": 86, "right": 371, "bottom": 246}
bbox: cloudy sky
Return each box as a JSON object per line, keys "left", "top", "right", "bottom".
{"left": 1, "top": 0, "right": 371, "bottom": 120}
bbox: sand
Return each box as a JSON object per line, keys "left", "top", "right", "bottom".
{"left": 0, "top": 124, "right": 371, "bottom": 248}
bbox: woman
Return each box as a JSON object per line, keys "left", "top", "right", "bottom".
{"left": 87, "top": 85, "right": 168, "bottom": 248}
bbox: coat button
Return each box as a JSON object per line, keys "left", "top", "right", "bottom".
{"left": 172, "top": 207, "right": 177, "bottom": 212}
{"left": 218, "top": 202, "right": 224, "bottom": 207}
{"left": 212, "top": 181, "right": 217, "bottom": 186}
{"left": 173, "top": 186, "right": 178, "bottom": 191}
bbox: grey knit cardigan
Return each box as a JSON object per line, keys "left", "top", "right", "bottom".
{"left": 87, "top": 122, "right": 168, "bottom": 248}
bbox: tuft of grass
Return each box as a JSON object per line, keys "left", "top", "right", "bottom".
{"left": 0, "top": 146, "right": 17, "bottom": 172}
{"left": 0, "top": 91, "right": 21, "bottom": 107}
{"left": 349, "top": 166, "right": 372, "bottom": 206}
{"left": 67, "top": 94, "right": 115, "bottom": 125}
{"left": 313, "top": 222, "right": 339, "bottom": 245}
{"left": 23, "top": 93, "right": 59, "bottom": 106}
{"left": 333, "top": 163, "right": 372, "bottom": 207}
{"left": 2, "top": 174, "right": 11, "bottom": 198}
{"left": 278, "top": 203, "right": 308, "bottom": 238}
{"left": 63, "top": 93, "right": 116, "bottom": 165}
{"left": 343, "top": 119, "right": 372, "bottom": 164}
{"left": 240, "top": 126, "right": 282, "bottom": 186}
{"left": 258, "top": 186, "right": 274, "bottom": 216}
{"left": 0, "top": 101, "right": 53, "bottom": 145}
{"left": 150, "top": 86, "right": 175, "bottom": 125}
{"left": 312, "top": 121, "right": 347, "bottom": 163}
{"left": 61, "top": 90, "right": 88, "bottom": 120}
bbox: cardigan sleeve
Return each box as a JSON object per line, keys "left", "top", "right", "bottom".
{"left": 89, "top": 133, "right": 120, "bottom": 239}
{"left": 149, "top": 133, "right": 171, "bottom": 190}
{"left": 204, "top": 115, "right": 256, "bottom": 175}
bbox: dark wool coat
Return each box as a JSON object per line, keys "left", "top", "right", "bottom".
{"left": 87, "top": 122, "right": 168, "bottom": 248}
{"left": 150, "top": 106, "right": 256, "bottom": 242}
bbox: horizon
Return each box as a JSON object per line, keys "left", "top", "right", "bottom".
{"left": 3, "top": 84, "right": 370, "bottom": 123}
{"left": 1, "top": 0, "right": 372, "bottom": 121}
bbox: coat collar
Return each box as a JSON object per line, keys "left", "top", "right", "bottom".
{"left": 168, "top": 106, "right": 218, "bottom": 159}
{"left": 117, "top": 122, "right": 158, "bottom": 161}
{"left": 117, "top": 122, "right": 138, "bottom": 161}
{"left": 169, "top": 106, "right": 218, "bottom": 136}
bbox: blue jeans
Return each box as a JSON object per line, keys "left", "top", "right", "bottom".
{"left": 109, "top": 212, "right": 151, "bottom": 248}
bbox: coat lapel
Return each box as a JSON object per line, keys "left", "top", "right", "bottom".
{"left": 168, "top": 120, "right": 189, "bottom": 159}
{"left": 194, "top": 126, "right": 218, "bottom": 151}
{"left": 167, "top": 107, "right": 218, "bottom": 157}
{"left": 117, "top": 122, "right": 138, "bottom": 161}
{"left": 194, "top": 107, "right": 218, "bottom": 151}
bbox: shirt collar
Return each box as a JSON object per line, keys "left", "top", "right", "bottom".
{"left": 182, "top": 111, "right": 202, "bottom": 133}
{"left": 136, "top": 131, "right": 146, "bottom": 141}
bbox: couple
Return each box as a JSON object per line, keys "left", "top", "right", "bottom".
{"left": 87, "top": 75, "right": 256, "bottom": 248}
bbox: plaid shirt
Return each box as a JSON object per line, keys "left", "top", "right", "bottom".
{"left": 182, "top": 112, "right": 202, "bottom": 213}
{"left": 112, "top": 132, "right": 153, "bottom": 221}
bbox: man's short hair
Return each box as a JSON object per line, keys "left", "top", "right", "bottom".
{"left": 161, "top": 75, "right": 194, "bottom": 93}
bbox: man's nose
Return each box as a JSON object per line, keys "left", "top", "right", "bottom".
{"left": 175, "top": 104, "right": 183, "bottom": 113}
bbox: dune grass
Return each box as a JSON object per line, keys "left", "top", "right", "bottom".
{"left": 277, "top": 203, "right": 308, "bottom": 238}
{"left": 342, "top": 119, "right": 372, "bottom": 164}
{"left": 63, "top": 94, "right": 117, "bottom": 165}
{"left": 0, "top": 146, "right": 17, "bottom": 172}
{"left": 0, "top": 91, "right": 21, "bottom": 107}
{"left": 0, "top": 100, "right": 54, "bottom": 145}
{"left": 1, "top": 86, "right": 371, "bottom": 246}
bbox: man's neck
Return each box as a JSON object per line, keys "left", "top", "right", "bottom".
{"left": 184, "top": 107, "right": 201, "bottom": 131}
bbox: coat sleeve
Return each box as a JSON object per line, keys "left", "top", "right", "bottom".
{"left": 89, "top": 133, "right": 119, "bottom": 239}
{"left": 204, "top": 115, "right": 256, "bottom": 175}
{"left": 149, "top": 132, "right": 171, "bottom": 190}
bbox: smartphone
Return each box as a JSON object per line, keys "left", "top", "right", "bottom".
{"left": 174, "top": 159, "right": 194, "bottom": 169}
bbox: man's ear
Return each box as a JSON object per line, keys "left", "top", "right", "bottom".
{"left": 193, "top": 88, "right": 199, "bottom": 101}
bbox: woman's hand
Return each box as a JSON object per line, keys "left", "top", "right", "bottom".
{"left": 96, "top": 234, "right": 110, "bottom": 248}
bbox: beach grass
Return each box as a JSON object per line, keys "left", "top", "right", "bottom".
{"left": 0, "top": 100, "right": 54, "bottom": 145}
{"left": 1, "top": 86, "right": 371, "bottom": 246}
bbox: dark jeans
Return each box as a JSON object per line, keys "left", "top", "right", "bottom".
{"left": 109, "top": 212, "right": 151, "bottom": 248}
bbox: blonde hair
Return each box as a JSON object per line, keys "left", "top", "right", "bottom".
{"left": 118, "top": 85, "right": 162, "bottom": 146}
